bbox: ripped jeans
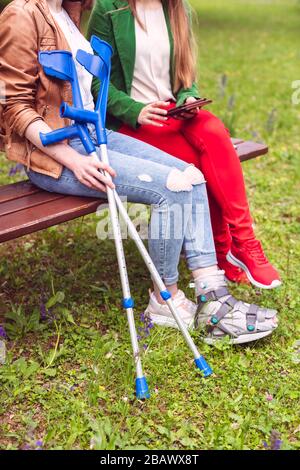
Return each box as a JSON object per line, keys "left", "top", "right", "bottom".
{"left": 27, "top": 129, "right": 217, "bottom": 285}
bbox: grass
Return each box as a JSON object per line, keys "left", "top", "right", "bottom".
{"left": 0, "top": 0, "right": 300, "bottom": 450}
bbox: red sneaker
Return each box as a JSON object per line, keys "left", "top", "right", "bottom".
{"left": 227, "top": 240, "right": 281, "bottom": 289}
{"left": 217, "top": 253, "right": 250, "bottom": 284}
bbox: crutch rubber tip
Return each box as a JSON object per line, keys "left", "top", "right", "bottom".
{"left": 135, "top": 377, "right": 150, "bottom": 400}
{"left": 194, "top": 356, "right": 213, "bottom": 377}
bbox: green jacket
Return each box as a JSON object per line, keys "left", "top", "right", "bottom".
{"left": 87, "top": 0, "right": 200, "bottom": 130}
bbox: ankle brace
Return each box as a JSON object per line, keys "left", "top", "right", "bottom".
{"left": 194, "top": 269, "right": 227, "bottom": 298}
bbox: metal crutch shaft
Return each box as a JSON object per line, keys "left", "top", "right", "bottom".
{"left": 92, "top": 151, "right": 150, "bottom": 399}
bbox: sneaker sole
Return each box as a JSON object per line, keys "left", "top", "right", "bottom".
{"left": 203, "top": 329, "right": 274, "bottom": 345}
{"left": 146, "top": 311, "right": 194, "bottom": 330}
{"left": 226, "top": 251, "right": 282, "bottom": 290}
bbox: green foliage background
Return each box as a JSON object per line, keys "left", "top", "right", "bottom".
{"left": 0, "top": 0, "right": 299, "bottom": 451}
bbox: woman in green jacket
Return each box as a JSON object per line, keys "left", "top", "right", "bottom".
{"left": 88, "top": 0, "right": 281, "bottom": 290}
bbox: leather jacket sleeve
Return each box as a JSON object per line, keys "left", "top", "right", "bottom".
{"left": 0, "top": 4, "right": 43, "bottom": 137}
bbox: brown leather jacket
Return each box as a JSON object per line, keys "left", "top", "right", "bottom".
{"left": 0, "top": 0, "right": 90, "bottom": 178}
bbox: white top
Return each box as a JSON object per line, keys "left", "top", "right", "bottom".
{"left": 131, "top": 3, "right": 175, "bottom": 103}
{"left": 50, "top": 8, "right": 95, "bottom": 111}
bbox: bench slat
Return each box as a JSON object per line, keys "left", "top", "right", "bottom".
{"left": 236, "top": 141, "right": 268, "bottom": 162}
{"left": 0, "top": 195, "right": 103, "bottom": 243}
{"left": 0, "top": 180, "right": 41, "bottom": 204}
{"left": 0, "top": 191, "right": 65, "bottom": 217}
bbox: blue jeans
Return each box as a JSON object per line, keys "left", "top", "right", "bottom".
{"left": 27, "top": 130, "right": 217, "bottom": 285}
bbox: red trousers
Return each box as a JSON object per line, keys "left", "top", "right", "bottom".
{"left": 119, "top": 108, "right": 255, "bottom": 256}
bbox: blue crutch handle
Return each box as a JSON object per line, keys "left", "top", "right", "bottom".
{"left": 40, "top": 126, "right": 78, "bottom": 147}
{"left": 40, "top": 124, "right": 95, "bottom": 155}
{"left": 60, "top": 102, "right": 98, "bottom": 124}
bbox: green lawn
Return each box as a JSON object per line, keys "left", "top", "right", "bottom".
{"left": 0, "top": 0, "right": 299, "bottom": 450}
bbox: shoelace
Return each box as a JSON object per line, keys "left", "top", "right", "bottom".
{"left": 243, "top": 240, "right": 268, "bottom": 265}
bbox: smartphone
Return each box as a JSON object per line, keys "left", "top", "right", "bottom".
{"left": 167, "top": 98, "right": 213, "bottom": 118}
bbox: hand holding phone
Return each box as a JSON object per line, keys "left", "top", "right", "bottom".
{"left": 167, "top": 98, "right": 213, "bottom": 119}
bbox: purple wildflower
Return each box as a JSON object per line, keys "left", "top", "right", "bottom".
{"left": 140, "top": 312, "right": 146, "bottom": 322}
{"left": 39, "top": 294, "right": 56, "bottom": 322}
{"left": 263, "top": 430, "right": 282, "bottom": 450}
{"left": 70, "top": 383, "right": 79, "bottom": 392}
{"left": 138, "top": 311, "right": 154, "bottom": 349}
{"left": 40, "top": 302, "right": 47, "bottom": 321}
{"left": 0, "top": 326, "right": 7, "bottom": 339}
{"left": 35, "top": 440, "right": 43, "bottom": 449}
{"left": 273, "top": 439, "right": 282, "bottom": 450}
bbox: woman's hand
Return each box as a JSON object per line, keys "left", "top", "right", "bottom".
{"left": 25, "top": 121, "right": 116, "bottom": 192}
{"left": 70, "top": 152, "right": 117, "bottom": 192}
{"left": 138, "top": 101, "right": 170, "bottom": 127}
{"left": 175, "top": 96, "right": 200, "bottom": 120}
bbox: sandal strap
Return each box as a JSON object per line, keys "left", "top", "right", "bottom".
{"left": 246, "top": 304, "right": 259, "bottom": 331}
{"left": 210, "top": 296, "right": 238, "bottom": 325}
{"left": 197, "top": 287, "right": 229, "bottom": 305}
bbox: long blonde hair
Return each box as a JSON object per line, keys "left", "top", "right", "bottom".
{"left": 127, "top": 0, "right": 196, "bottom": 92}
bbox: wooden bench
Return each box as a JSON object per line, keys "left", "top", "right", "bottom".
{"left": 0, "top": 138, "right": 268, "bottom": 244}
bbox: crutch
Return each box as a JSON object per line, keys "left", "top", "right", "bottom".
{"left": 38, "top": 39, "right": 212, "bottom": 399}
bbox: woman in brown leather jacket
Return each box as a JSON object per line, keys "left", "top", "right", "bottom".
{"left": 0, "top": 0, "right": 278, "bottom": 343}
